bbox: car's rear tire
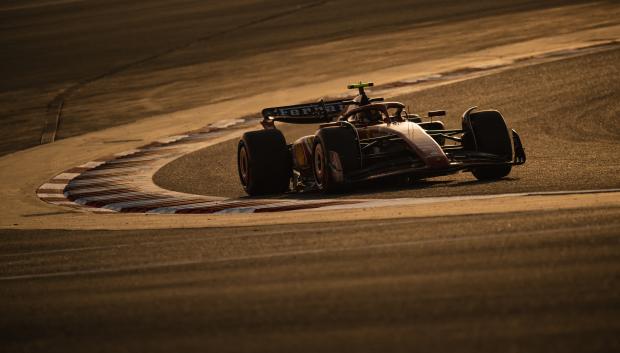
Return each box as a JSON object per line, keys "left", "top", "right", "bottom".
{"left": 238, "top": 129, "right": 291, "bottom": 195}
{"left": 462, "top": 110, "right": 513, "bottom": 180}
{"left": 313, "top": 127, "right": 361, "bottom": 192}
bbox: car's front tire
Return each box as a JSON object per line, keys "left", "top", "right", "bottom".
{"left": 462, "top": 110, "right": 513, "bottom": 180}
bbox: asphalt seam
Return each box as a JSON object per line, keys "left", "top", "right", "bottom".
{"left": 4, "top": 213, "right": 619, "bottom": 258}
{"left": 3, "top": 221, "right": 618, "bottom": 281}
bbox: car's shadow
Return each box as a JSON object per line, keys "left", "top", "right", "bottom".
{"left": 236, "top": 176, "right": 520, "bottom": 200}
{"left": 444, "top": 177, "right": 519, "bottom": 188}
{"left": 237, "top": 175, "right": 521, "bottom": 200}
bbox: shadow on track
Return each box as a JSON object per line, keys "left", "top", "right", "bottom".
{"left": 236, "top": 178, "right": 494, "bottom": 200}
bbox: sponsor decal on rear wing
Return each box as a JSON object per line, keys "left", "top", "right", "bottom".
{"left": 261, "top": 99, "right": 348, "bottom": 124}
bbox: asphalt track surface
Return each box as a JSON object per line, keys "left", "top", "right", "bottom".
{"left": 2, "top": 1, "right": 620, "bottom": 352}
{"left": 155, "top": 47, "right": 620, "bottom": 199}
{"left": 2, "top": 206, "right": 619, "bottom": 352}
{"left": 3, "top": 0, "right": 598, "bottom": 155}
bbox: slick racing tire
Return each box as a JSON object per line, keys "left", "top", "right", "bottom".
{"left": 238, "top": 129, "right": 292, "bottom": 195}
{"left": 463, "top": 110, "right": 512, "bottom": 180}
{"left": 313, "top": 126, "right": 361, "bottom": 192}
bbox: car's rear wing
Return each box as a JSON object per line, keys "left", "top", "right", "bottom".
{"left": 261, "top": 99, "right": 348, "bottom": 124}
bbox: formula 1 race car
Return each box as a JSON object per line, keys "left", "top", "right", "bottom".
{"left": 237, "top": 82, "right": 525, "bottom": 195}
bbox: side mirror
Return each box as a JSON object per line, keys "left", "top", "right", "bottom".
{"left": 428, "top": 110, "right": 446, "bottom": 117}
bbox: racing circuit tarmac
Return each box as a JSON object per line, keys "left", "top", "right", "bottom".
{"left": 1, "top": 1, "right": 620, "bottom": 352}
{"left": 3, "top": 44, "right": 619, "bottom": 353}
{"left": 2, "top": 207, "right": 620, "bottom": 352}
{"left": 155, "top": 47, "right": 620, "bottom": 200}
